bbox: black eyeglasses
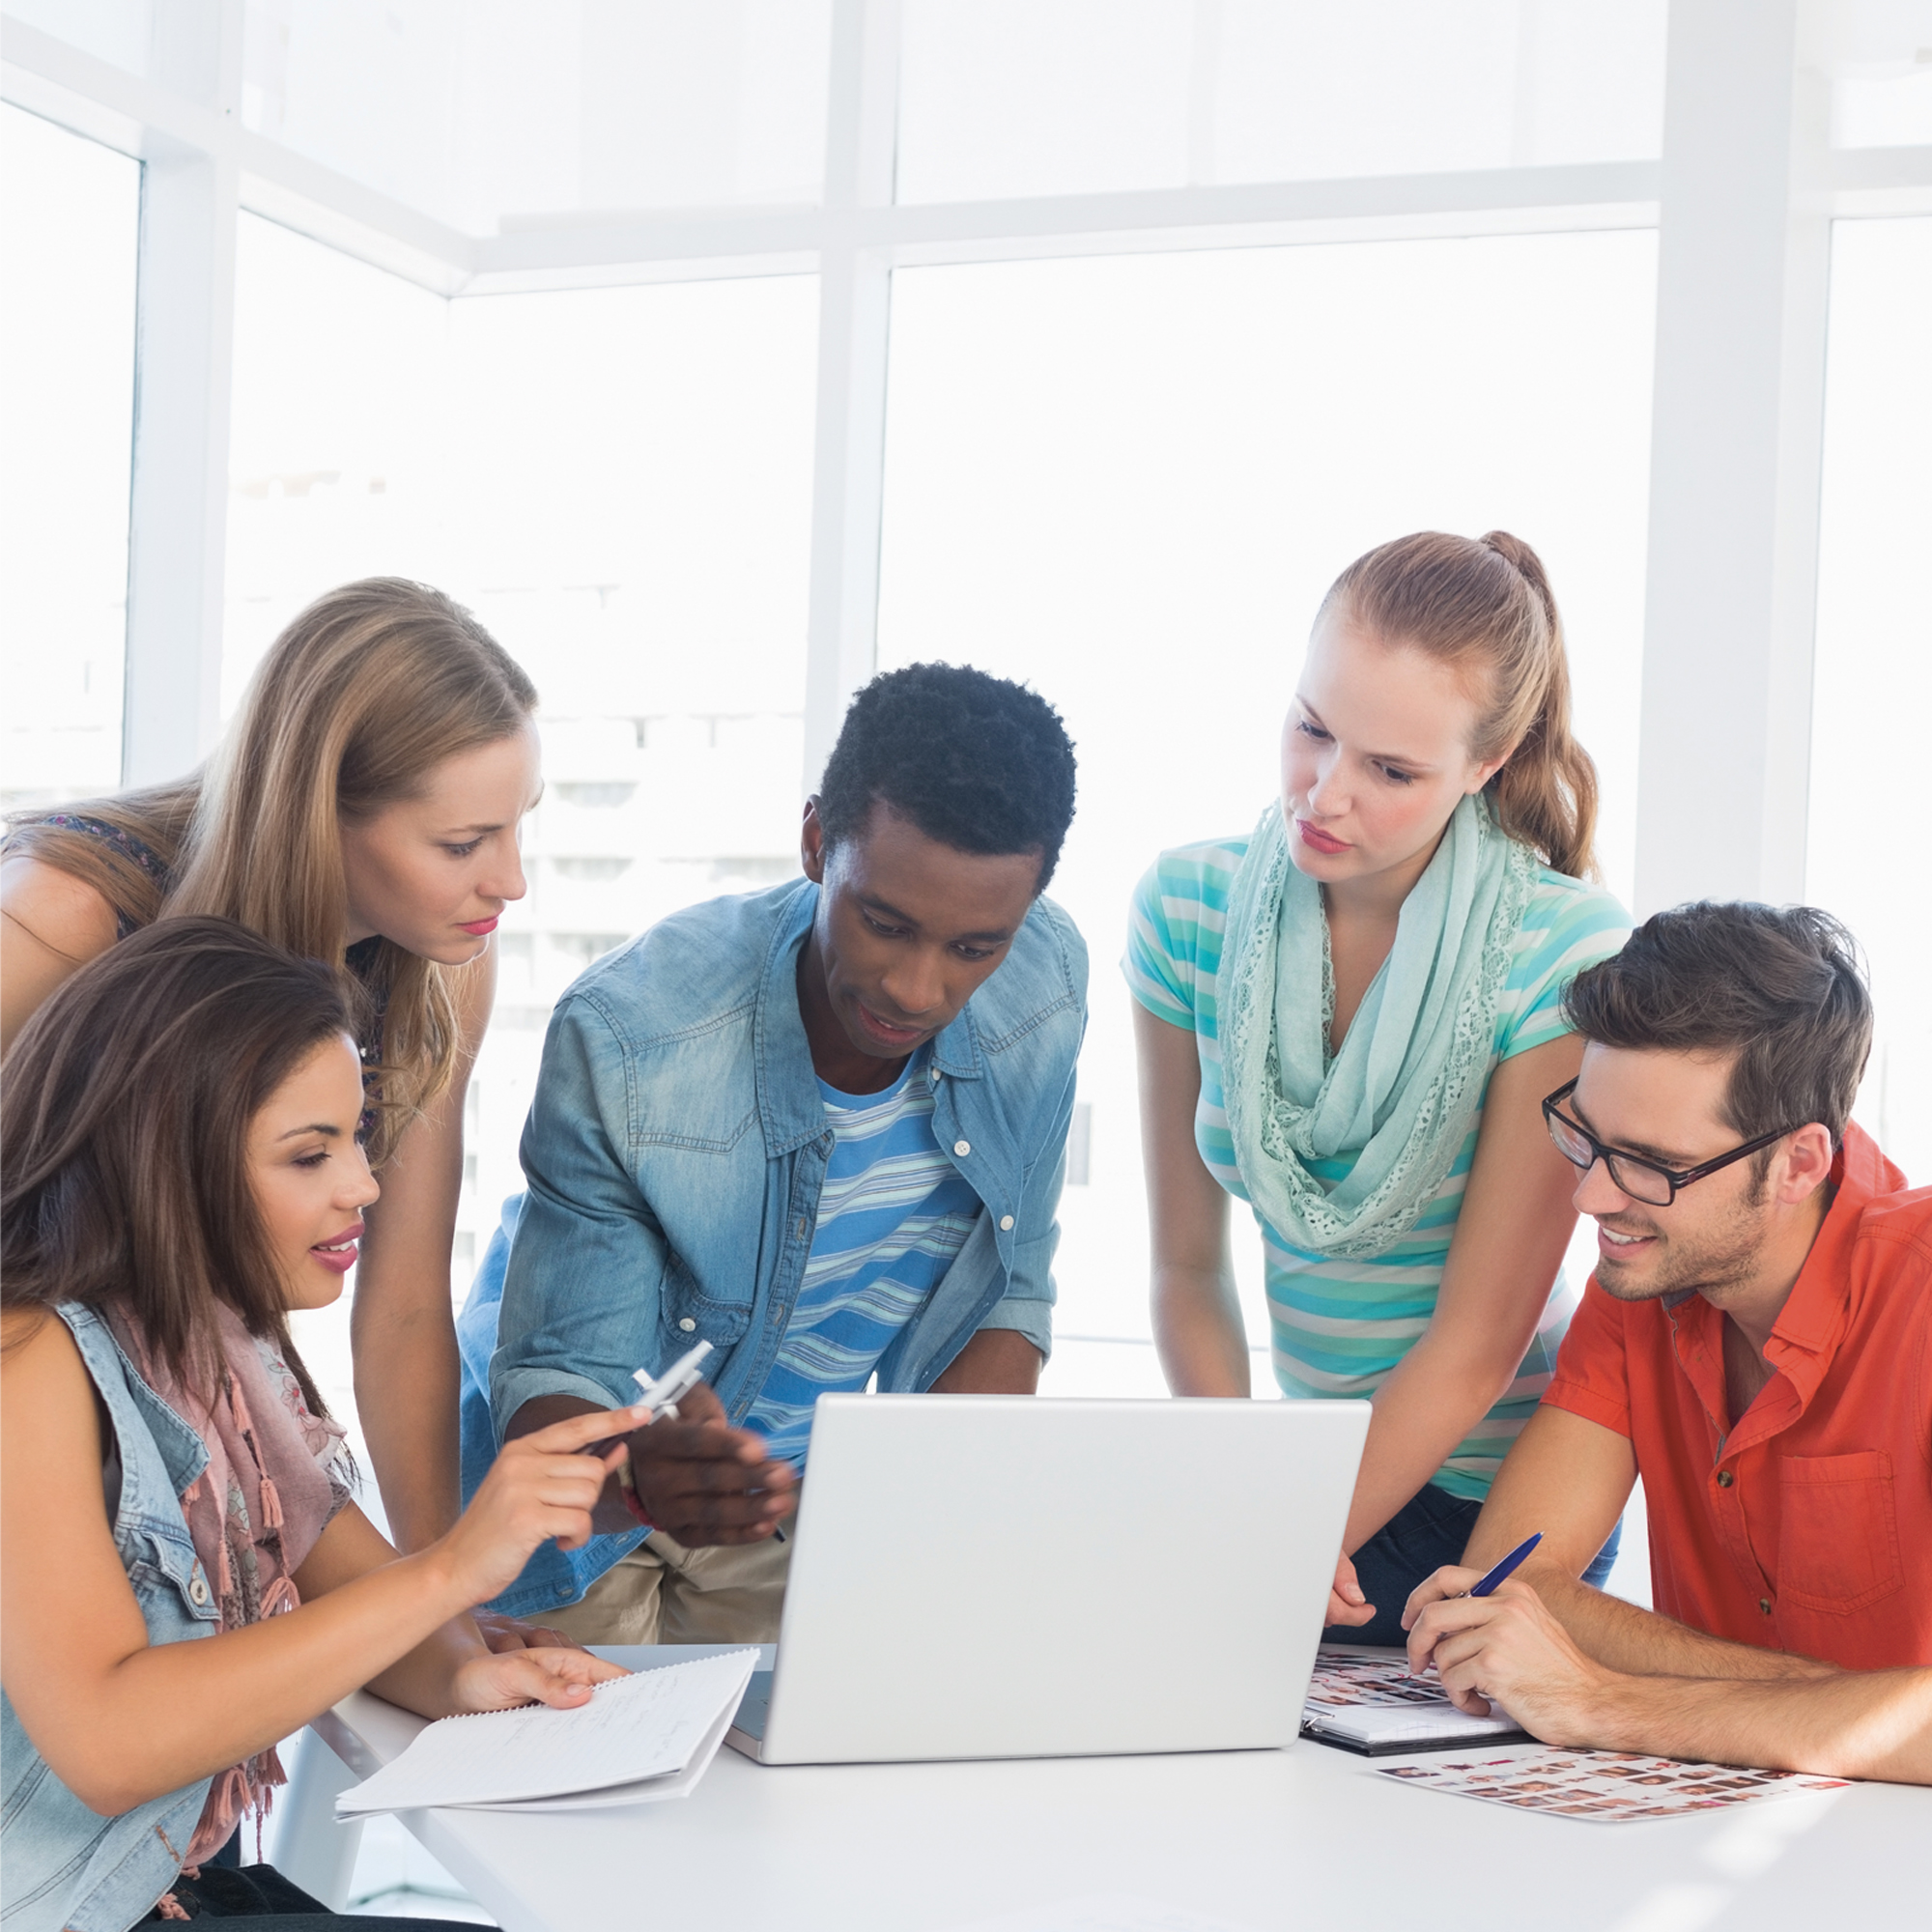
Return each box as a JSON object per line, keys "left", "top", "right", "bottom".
{"left": 1540, "top": 1079, "right": 1798, "bottom": 1208}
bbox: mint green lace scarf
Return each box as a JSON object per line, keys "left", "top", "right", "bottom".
{"left": 1215, "top": 792, "right": 1537, "bottom": 1260}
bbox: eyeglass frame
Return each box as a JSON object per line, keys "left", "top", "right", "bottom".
{"left": 1539, "top": 1078, "right": 1802, "bottom": 1208}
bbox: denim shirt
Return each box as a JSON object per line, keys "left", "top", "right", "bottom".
{"left": 468, "top": 876, "right": 1088, "bottom": 1618}
{"left": 1, "top": 1304, "right": 217, "bottom": 1932}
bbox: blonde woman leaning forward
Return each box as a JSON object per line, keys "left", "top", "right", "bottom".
{"left": 1128, "top": 531, "right": 1631, "bottom": 1644}
{"left": 1, "top": 580, "right": 544, "bottom": 1581}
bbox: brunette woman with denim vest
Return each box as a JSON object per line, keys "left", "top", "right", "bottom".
{"left": 0, "top": 920, "right": 645, "bottom": 1931}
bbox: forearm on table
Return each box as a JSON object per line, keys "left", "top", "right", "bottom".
{"left": 62, "top": 1548, "right": 481, "bottom": 1811}
{"left": 1151, "top": 1265, "right": 1251, "bottom": 1396}
{"left": 1582, "top": 1662, "right": 1932, "bottom": 1781}
{"left": 361, "top": 1610, "right": 495, "bottom": 1717}
{"left": 1343, "top": 1338, "right": 1520, "bottom": 1551}
{"left": 1527, "top": 1565, "right": 1839, "bottom": 1684}
{"left": 353, "top": 1299, "right": 462, "bottom": 1551}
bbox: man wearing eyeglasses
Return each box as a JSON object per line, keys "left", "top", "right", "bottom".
{"left": 1403, "top": 900, "right": 1932, "bottom": 1783}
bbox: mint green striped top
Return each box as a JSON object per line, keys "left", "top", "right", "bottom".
{"left": 1125, "top": 833, "right": 1630, "bottom": 1498}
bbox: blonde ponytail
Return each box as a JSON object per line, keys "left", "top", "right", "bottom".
{"left": 1321, "top": 529, "right": 1599, "bottom": 880}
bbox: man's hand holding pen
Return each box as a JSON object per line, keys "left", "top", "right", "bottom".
{"left": 617, "top": 1380, "right": 797, "bottom": 1546}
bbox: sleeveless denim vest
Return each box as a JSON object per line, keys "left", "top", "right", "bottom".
{"left": 1, "top": 1304, "right": 218, "bottom": 1932}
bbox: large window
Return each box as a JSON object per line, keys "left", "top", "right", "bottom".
{"left": 895, "top": 0, "right": 1667, "bottom": 202}
{"left": 1808, "top": 214, "right": 1932, "bottom": 1183}
{"left": 878, "top": 231, "right": 1657, "bottom": 1389}
{"left": 240, "top": 1, "right": 834, "bottom": 234}
{"left": 228, "top": 215, "right": 818, "bottom": 1424}
{"left": 0, "top": 104, "right": 138, "bottom": 811}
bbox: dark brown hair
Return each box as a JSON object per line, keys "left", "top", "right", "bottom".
{"left": 1321, "top": 529, "right": 1599, "bottom": 879}
{"left": 1561, "top": 902, "right": 1873, "bottom": 1149}
{"left": 1, "top": 917, "right": 357, "bottom": 1409}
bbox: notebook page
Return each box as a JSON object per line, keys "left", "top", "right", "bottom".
{"left": 462, "top": 1669, "right": 748, "bottom": 1812}
{"left": 337, "top": 1648, "right": 756, "bottom": 1814}
{"left": 1303, "top": 1701, "right": 1522, "bottom": 1747}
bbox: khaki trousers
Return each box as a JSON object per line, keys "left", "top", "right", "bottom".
{"left": 544, "top": 1530, "right": 792, "bottom": 1645}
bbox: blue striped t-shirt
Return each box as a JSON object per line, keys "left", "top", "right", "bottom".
{"left": 1125, "top": 831, "right": 1630, "bottom": 1498}
{"left": 742, "top": 1050, "right": 980, "bottom": 1468}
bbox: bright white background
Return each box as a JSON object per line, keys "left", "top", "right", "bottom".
{"left": 6, "top": 23, "right": 1931, "bottom": 1910}
{"left": 878, "top": 232, "right": 1655, "bottom": 1386}
{"left": 1807, "top": 214, "right": 1932, "bottom": 1188}
{"left": 0, "top": 103, "right": 136, "bottom": 805}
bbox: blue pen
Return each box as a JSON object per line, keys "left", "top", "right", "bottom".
{"left": 1408, "top": 1532, "right": 1546, "bottom": 1686}
{"left": 1462, "top": 1530, "right": 1543, "bottom": 1598}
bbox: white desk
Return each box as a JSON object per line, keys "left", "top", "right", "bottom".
{"left": 314, "top": 1647, "right": 1924, "bottom": 1932}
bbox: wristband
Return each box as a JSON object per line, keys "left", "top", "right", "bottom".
{"left": 614, "top": 1451, "right": 655, "bottom": 1530}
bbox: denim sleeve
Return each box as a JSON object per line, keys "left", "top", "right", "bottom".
{"left": 973, "top": 913, "right": 1086, "bottom": 1362}
{"left": 490, "top": 995, "right": 666, "bottom": 1442}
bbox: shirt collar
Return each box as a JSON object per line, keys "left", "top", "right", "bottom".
{"left": 1761, "top": 1122, "right": 1902, "bottom": 1397}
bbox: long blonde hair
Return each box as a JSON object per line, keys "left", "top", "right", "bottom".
{"left": 1321, "top": 529, "right": 1599, "bottom": 880}
{"left": 8, "top": 581, "right": 537, "bottom": 1163}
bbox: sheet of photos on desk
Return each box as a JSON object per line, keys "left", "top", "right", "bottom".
{"left": 1377, "top": 1747, "right": 1851, "bottom": 1822}
{"left": 1308, "top": 1645, "right": 1456, "bottom": 1708}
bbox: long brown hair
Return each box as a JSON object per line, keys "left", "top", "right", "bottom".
{"left": 1321, "top": 530, "right": 1599, "bottom": 879}
{"left": 1, "top": 918, "right": 355, "bottom": 1411}
{"left": 6, "top": 580, "right": 538, "bottom": 1163}
{"left": 3, "top": 781, "right": 199, "bottom": 933}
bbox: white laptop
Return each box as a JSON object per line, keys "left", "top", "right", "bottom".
{"left": 724, "top": 1392, "right": 1369, "bottom": 1766}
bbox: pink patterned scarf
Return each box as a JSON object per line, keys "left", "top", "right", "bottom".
{"left": 107, "top": 1300, "right": 353, "bottom": 1861}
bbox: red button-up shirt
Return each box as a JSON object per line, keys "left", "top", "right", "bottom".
{"left": 1543, "top": 1124, "right": 1932, "bottom": 1668}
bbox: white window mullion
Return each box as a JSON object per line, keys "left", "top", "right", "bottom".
{"left": 122, "top": 0, "right": 243, "bottom": 786}
{"left": 802, "top": 0, "right": 902, "bottom": 796}
{"left": 1634, "top": 0, "right": 1833, "bottom": 914}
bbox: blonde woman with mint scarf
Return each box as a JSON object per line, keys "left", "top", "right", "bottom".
{"left": 1127, "top": 531, "right": 1631, "bottom": 1645}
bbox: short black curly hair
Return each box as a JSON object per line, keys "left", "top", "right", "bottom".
{"left": 816, "top": 663, "right": 1077, "bottom": 891}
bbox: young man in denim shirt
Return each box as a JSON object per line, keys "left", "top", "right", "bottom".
{"left": 466, "top": 666, "right": 1085, "bottom": 1643}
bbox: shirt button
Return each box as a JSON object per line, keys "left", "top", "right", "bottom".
{"left": 1000, "top": 1214, "right": 1014, "bottom": 1232}
{"left": 1759, "top": 1598, "right": 1774, "bottom": 1616}
{"left": 188, "top": 1576, "right": 209, "bottom": 1605}
{"left": 1716, "top": 1470, "right": 1734, "bottom": 1488}
{"left": 929, "top": 1067, "right": 941, "bottom": 1083}
{"left": 678, "top": 1317, "right": 696, "bottom": 1332}
{"left": 953, "top": 1140, "right": 971, "bottom": 1157}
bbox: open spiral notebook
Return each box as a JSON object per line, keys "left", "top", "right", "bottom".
{"left": 1300, "top": 1646, "right": 1530, "bottom": 1755}
{"left": 334, "top": 1647, "right": 757, "bottom": 1815}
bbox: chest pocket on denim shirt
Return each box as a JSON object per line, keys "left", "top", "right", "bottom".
{"left": 657, "top": 1248, "right": 752, "bottom": 1361}
{"left": 125, "top": 1521, "right": 221, "bottom": 1627}
{"left": 1776, "top": 1450, "right": 1902, "bottom": 1613}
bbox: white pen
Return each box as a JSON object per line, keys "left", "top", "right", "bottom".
{"left": 630, "top": 1339, "right": 788, "bottom": 1543}
{"left": 631, "top": 1339, "right": 714, "bottom": 1420}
